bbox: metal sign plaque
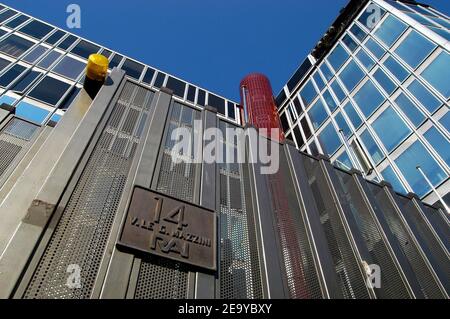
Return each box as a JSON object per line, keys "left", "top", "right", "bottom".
{"left": 117, "top": 187, "right": 217, "bottom": 271}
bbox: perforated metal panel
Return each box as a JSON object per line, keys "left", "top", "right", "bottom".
{"left": 134, "top": 258, "right": 189, "bottom": 299}
{"left": 303, "top": 155, "right": 371, "bottom": 299}
{"left": 23, "top": 82, "right": 154, "bottom": 299}
{"left": 395, "top": 196, "right": 450, "bottom": 294}
{"left": 332, "top": 170, "right": 411, "bottom": 299}
{"left": 134, "top": 102, "right": 200, "bottom": 299}
{"left": 367, "top": 183, "right": 445, "bottom": 299}
{"left": 218, "top": 121, "right": 263, "bottom": 299}
{"left": 258, "top": 145, "right": 324, "bottom": 299}
{"left": 0, "top": 118, "right": 38, "bottom": 180}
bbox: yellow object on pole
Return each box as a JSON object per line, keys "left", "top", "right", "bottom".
{"left": 86, "top": 54, "right": 109, "bottom": 82}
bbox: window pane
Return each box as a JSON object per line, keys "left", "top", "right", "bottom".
{"left": 301, "top": 117, "right": 312, "bottom": 139}
{"left": 322, "top": 89, "right": 338, "bottom": 112}
{"left": 318, "top": 122, "right": 341, "bottom": 156}
{"left": 109, "top": 54, "right": 123, "bottom": 69}
{"left": 439, "top": 112, "right": 450, "bottom": 132}
{"left": 23, "top": 44, "right": 48, "bottom": 63}
{"left": 197, "top": 89, "right": 206, "bottom": 106}
{"left": 166, "top": 77, "right": 186, "bottom": 98}
{"left": 360, "top": 129, "right": 384, "bottom": 164}
{"left": 327, "top": 44, "right": 349, "bottom": 71}
{"left": 59, "top": 86, "right": 81, "bottom": 110}
{"left": 29, "top": 76, "right": 71, "bottom": 106}
{"left": 53, "top": 56, "right": 86, "bottom": 80}
{"left": 336, "top": 152, "right": 354, "bottom": 170}
{"left": 358, "top": 4, "right": 385, "bottom": 30}
{"left": 405, "top": 12, "right": 436, "bottom": 27}
{"left": 37, "top": 50, "right": 61, "bottom": 68}
{"left": 394, "top": 30, "right": 435, "bottom": 69}
{"left": 153, "top": 72, "right": 165, "bottom": 88}
{"left": 421, "top": 51, "right": 450, "bottom": 99}
{"left": 121, "top": 59, "right": 144, "bottom": 79}
{"left": 342, "top": 34, "right": 358, "bottom": 52}
{"left": 313, "top": 72, "right": 325, "bottom": 92}
{"left": 394, "top": 93, "right": 425, "bottom": 127}
{"left": 227, "top": 102, "right": 235, "bottom": 120}
{"left": 424, "top": 127, "right": 450, "bottom": 167}
{"left": 372, "top": 106, "right": 411, "bottom": 152}
{"left": 57, "top": 35, "right": 77, "bottom": 50}
{"left": 15, "top": 101, "right": 50, "bottom": 124}
{"left": 299, "top": 80, "right": 317, "bottom": 107}
{"left": 45, "top": 30, "right": 65, "bottom": 45}
{"left": 280, "top": 113, "right": 289, "bottom": 132}
{"left": 350, "top": 24, "right": 367, "bottom": 42}
{"left": 383, "top": 56, "right": 409, "bottom": 82}
{"left": 209, "top": 94, "right": 226, "bottom": 115}
{"left": 339, "top": 60, "right": 365, "bottom": 93}
{"left": 142, "top": 68, "right": 155, "bottom": 84}
{"left": 320, "top": 63, "right": 334, "bottom": 81}
{"left": 381, "top": 166, "right": 407, "bottom": 194}
{"left": 0, "top": 34, "right": 34, "bottom": 57}
{"left": 344, "top": 101, "right": 362, "bottom": 129}
{"left": 353, "top": 80, "right": 385, "bottom": 117}
{"left": 374, "top": 15, "right": 407, "bottom": 47}
{"left": 19, "top": 20, "right": 53, "bottom": 40}
{"left": 11, "top": 70, "right": 41, "bottom": 93}
{"left": 293, "top": 125, "right": 304, "bottom": 148}
{"left": 70, "top": 40, "right": 100, "bottom": 59}
{"left": 356, "top": 49, "right": 375, "bottom": 70}
{"left": 373, "top": 68, "right": 397, "bottom": 95}
{"left": 395, "top": 140, "right": 446, "bottom": 196}
{"left": 0, "top": 9, "right": 17, "bottom": 23}
{"left": 335, "top": 112, "right": 352, "bottom": 138}
{"left": 0, "top": 57, "right": 10, "bottom": 73}
{"left": 365, "top": 38, "right": 385, "bottom": 59}
{"left": 308, "top": 99, "right": 328, "bottom": 129}
{"left": 293, "top": 97, "right": 302, "bottom": 114}
{"left": 187, "top": 85, "right": 196, "bottom": 103}
{"left": 429, "top": 27, "right": 450, "bottom": 42}
{"left": 331, "top": 80, "right": 345, "bottom": 102}
{"left": 0, "top": 64, "right": 26, "bottom": 87}
{"left": 407, "top": 80, "right": 441, "bottom": 113}
{"left": 5, "top": 15, "right": 29, "bottom": 29}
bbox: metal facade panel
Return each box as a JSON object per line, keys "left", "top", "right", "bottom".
{"left": 0, "top": 118, "right": 38, "bottom": 181}
{"left": 367, "top": 183, "right": 446, "bottom": 298}
{"left": 329, "top": 169, "right": 412, "bottom": 299}
{"left": 303, "top": 157, "right": 371, "bottom": 299}
{"left": 394, "top": 196, "right": 450, "bottom": 295}
{"left": 270, "top": 144, "right": 324, "bottom": 299}
{"left": 23, "top": 82, "right": 154, "bottom": 299}
{"left": 133, "top": 102, "right": 201, "bottom": 299}
{"left": 217, "top": 121, "right": 263, "bottom": 299}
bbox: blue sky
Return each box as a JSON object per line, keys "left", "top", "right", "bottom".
{"left": 3, "top": 0, "right": 450, "bottom": 102}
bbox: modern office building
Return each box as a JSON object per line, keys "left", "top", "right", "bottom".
{"left": 275, "top": 0, "right": 450, "bottom": 208}
{"left": 0, "top": 0, "right": 448, "bottom": 300}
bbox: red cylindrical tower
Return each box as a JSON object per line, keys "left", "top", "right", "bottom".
{"left": 239, "top": 73, "right": 310, "bottom": 298}
{"left": 240, "top": 73, "right": 284, "bottom": 141}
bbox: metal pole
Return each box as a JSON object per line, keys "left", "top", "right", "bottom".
{"left": 241, "top": 86, "right": 249, "bottom": 124}
{"left": 417, "top": 166, "right": 449, "bottom": 214}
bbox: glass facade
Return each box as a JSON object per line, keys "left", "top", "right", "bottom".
{"left": 278, "top": 0, "right": 450, "bottom": 203}
{"left": 0, "top": 4, "right": 240, "bottom": 129}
